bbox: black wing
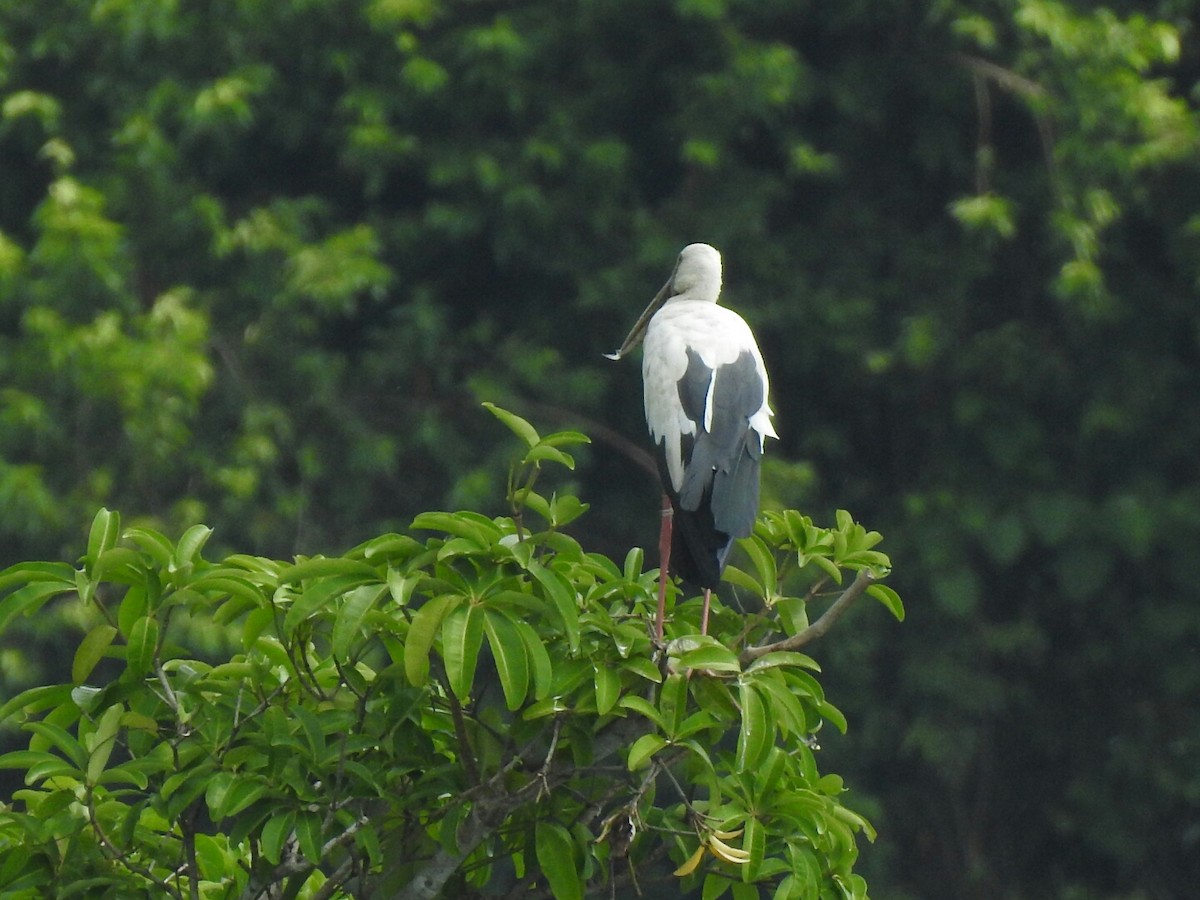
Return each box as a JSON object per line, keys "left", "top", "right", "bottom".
{"left": 656, "top": 347, "right": 764, "bottom": 589}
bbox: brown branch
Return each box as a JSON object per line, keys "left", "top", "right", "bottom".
{"left": 952, "top": 53, "right": 1044, "bottom": 99}
{"left": 393, "top": 715, "right": 651, "bottom": 900}
{"left": 740, "top": 569, "right": 876, "bottom": 665}
{"left": 506, "top": 399, "right": 659, "bottom": 482}
{"left": 952, "top": 52, "right": 1059, "bottom": 193}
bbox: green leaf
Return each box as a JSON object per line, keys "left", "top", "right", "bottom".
{"left": 548, "top": 494, "right": 589, "bottom": 527}
{"left": 594, "top": 663, "right": 619, "bottom": 715}
{"left": 735, "top": 534, "right": 777, "bottom": 598}
{"left": 535, "top": 821, "right": 582, "bottom": 900}
{"left": 442, "top": 603, "right": 484, "bottom": 701}
{"left": 194, "top": 834, "right": 227, "bottom": 882}
{"left": 261, "top": 811, "right": 295, "bottom": 865}
{"left": 121, "top": 527, "right": 176, "bottom": 567}
{"left": 618, "top": 695, "right": 666, "bottom": 729}
{"left": 91, "top": 547, "right": 145, "bottom": 584}
{"left": 0, "top": 749, "right": 65, "bottom": 771}
{"left": 87, "top": 508, "right": 121, "bottom": 564}
{"left": 736, "top": 681, "right": 770, "bottom": 771}
{"left": 524, "top": 443, "right": 576, "bottom": 470}
{"left": 482, "top": 401, "right": 540, "bottom": 448}
{"left": 332, "top": 583, "right": 387, "bottom": 659}
{"left": 527, "top": 561, "right": 579, "bottom": 651}
{"left": 675, "top": 644, "right": 742, "bottom": 673}
{"left": 278, "top": 557, "right": 378, "bottom": 584}
{"left": 742, "top": 816, "right": 765, "bottom": 881}
{"left": 0, "top": 560, "right": 77, "bottom": 593}
{"left": 173, "top": 524, "right": 213, "bottom": 571}
{"left": 659, "top": 672, "right": 688, "bottom": 739}
{"left": 745, "top": 652, "right": 821, "bottom": 674}
{"left": 720, "top": 564, "right": 763, "bottom": 596}
{"left": 867, "top": 583, "right": 905, "bottom": 621}
{"left": 387, "top": 569, "right": 419, "bottom": 606}
{"left": 0, "top": 580, "right": 76, "bottom": 632}
{"left": 0, "top": 684, "right": 73, "bottom": 723}
{"left": 626, "top": 732, "right": 668, "bottom": 770}
{"left": 483, "top": 610, "right": 529, "bottom": 710}
{"left": 72, "top": 623, "right": 118, "bottom": 684}
{"left": 125, "top": 615, "right": 158, "bottom": 680}
{"left": 295, "top": 810, "right": 323, "bottom": 863}
{"left": 512, "top": 618, "right": 553, "bottom": 701}
{"left": 86, "top": 703, "right": 124, "bottom": 785}
{"left": 403, "top": 595, "right": 460, "bottom": 686}
{"left": 703, "top": 873, "right": 733, "bottom": 900}
{"left": 817, "top": 699, "right": 848, "bottom": 734}
{"left": 621, "top": 656, "right": 662, "bottom": 684}
{"left": 283, "top": 574, "right": 370, "bottom": 631}
{"left": 117, "top": 584, "right": 148, "bottom": 638}
{"left": 218, "top": 778, "right": 268, "bottom": 818}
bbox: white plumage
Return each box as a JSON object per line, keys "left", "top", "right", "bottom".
{"left": 609, "top": 243, "right": 776, "bottom": 601}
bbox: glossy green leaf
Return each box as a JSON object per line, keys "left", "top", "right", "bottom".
{"left": 0, "top": 580, "right": 76, "bottom": 632}
{"left": 332, "top": 583, "right": 387, "bottom": 659}
{"left": 527, "top": 560, "right": 579, "bottom": 651}
{"left": 0, "top": 684, "right": 73, "bottom": 723}
{"left": 121, "top": 527, "right": 176, "bottom": 567}
{"left": 261, "top": 811, "right": 295, "bottom": 865}
{"left": 675, "top": 644, "right": 742, "bottom": 673}
{"left": 504, "top": 619, "right": 550, "bottom": 702}
{"left": 618, "top": 694, "right": 666, "bottom": 729}
{"left": 524, "top": 443, "right": 575, "bottom": 470}
{"left": 278, "top": 557, "right": 378, "bottom": 584}
{"left": 482, "top": 401, "right": 540, "bottom": 448}
{"left": 626, "top": 732, "right": 668, "bottom": 770}
{"left": 125, "top": 615, "right": 159, "bottom": 681}
{"left": 736, "top": 681, "right": 770, "bottom": 771}
{"left": 87, "top": 508, "right": 121, "bottom": 565}
{"left": 283, "top": 574, "right": 368, "bottom": 631}
{"left": 745, "top": 651, "right": 821, "bottom": 674}
{"left": 736, "top": 534, "right": 777, "bottom": 598}
{"left": 867, "top": 583, "right": 905, "bottom": 621}
{"left": 173, "top": 523, "right": 213, "bottom": 571}
{"left": 483, "top": 610, "right": 529, "bottom": 710}
{"left": 295, "top": 810, "right": 323, "bottom": 863}
{"left": 442, "top": 603, "right": 484, "bottom": 701}
{"left": 404, "top": 595, "right": 461, "bottom": 685}
{"left": 85, "top": 703, "right": 124, "bottom": 785}
{"left": 117, "top": 583, "right": 148, "bottom": 638}
{"left": 655, "top": 676, "right": 689, "bottom": 744}
{"left": 535, "top": 821, "right": 582, "bottom": 900}
{"left": 72, "top": 623, "right": 118, "bottom": 684}
{"left": 593, "top": 663, "right": 619, "bottom": 715}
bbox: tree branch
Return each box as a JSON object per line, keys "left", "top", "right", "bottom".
{"left": 393, "top": 715, "right": 651, "bottom": 900}
{"left": 740, "top": 570, "right": 876, "bottom": 665}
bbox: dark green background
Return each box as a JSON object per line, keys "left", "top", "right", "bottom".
{"left": 1, "top": 1, "right": 1197, "bottom": 896}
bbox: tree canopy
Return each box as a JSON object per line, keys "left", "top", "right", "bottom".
{"left": 1, "top": 0, "right": 1198, "bottom": 897}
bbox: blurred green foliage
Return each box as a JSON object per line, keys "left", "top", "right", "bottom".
{"left": 1, "top": 0, "right": 1198, "bottom": 896}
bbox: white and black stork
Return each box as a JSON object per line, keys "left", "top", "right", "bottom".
{"left": 607, "top": 243, "right": 776, "bottom": 639}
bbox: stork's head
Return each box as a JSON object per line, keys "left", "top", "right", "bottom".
{"left": 671, "top": 243, "right": 722, "bottom": 303}
{"left": 605, "top": 243, "right": 723, "bottom": 361}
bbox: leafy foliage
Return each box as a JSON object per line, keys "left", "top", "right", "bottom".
{"left": 0, "top": 408, "right": 899, "bottom": 899}
{"left": 2, "top": 1, "right": 1199, "bottom": 897}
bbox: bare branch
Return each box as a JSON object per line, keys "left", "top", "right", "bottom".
{"left": 740, "top": 570, "right": 876, "bottom": 665}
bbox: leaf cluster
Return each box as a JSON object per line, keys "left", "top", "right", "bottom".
{"left": 0, "top": 409, "right": 900, "bottom": 899}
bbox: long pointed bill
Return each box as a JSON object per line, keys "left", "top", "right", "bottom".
{"left": 604, "top": 273, "right": 674, "bottom": 361}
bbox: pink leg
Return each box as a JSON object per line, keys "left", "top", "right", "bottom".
{"left": 700, "top": 589, "right": 712, "bottom": 636}
{"left": 656, "top": 494, "right": 672, "bottom": 641}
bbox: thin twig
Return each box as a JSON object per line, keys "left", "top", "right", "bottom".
{"left": 740, "top": 570, "right": 876, "bottom": 664}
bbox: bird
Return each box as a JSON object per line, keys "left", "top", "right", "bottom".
{"left": 607, "top": 243, "right": 776, "bottom": 639}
